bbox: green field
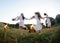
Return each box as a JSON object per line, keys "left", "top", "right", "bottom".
{"left": 0, "top": 24, "right": 60, "bottom": 43}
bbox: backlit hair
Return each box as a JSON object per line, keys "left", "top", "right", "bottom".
{"left": 21, "top": 13, "right": 25, "bottom": 20}
{"left": 35, "top": 12, "right": 41, "bottom": 19}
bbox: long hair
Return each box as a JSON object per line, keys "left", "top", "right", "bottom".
{"left": 35, "top": 12, "right": 41, "bottom": 19}
{"left": 21, "top": 13, "right": 25, "bottom": 20}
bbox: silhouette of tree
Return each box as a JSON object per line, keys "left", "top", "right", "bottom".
{"left": 49, "top": 17, "right": 55, "bottom": 26}
{"left": 55, "top": 14, "right": 60, "bottom": 24}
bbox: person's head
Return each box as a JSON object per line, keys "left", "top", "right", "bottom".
{"left": 21, "top": 13, "right": 25, "bottom": 19}
{"left": 21, "top": 13, "right": 24, "bottom": 16}
{"left": 35, "top": 12, "right": 41, "bottom": 18}
{"left": 44, "top": 13, "right": 47, "bottom": 15}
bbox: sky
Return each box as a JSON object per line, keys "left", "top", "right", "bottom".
{"left": 0, "top": 0, "right": 60, "bottom": 24}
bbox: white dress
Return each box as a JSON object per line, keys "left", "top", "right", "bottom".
{"left": 34, "top": 14, "right": 42, "bottom": 31}
{"left": 14, "top": 15, "right": 24, "bottom": 27}
{"left": 45, "top": 15, "right": 51, "bottom": 27}
{"left": 46, "top": 18, "right": 51, "bottom": 27}
{"left": 19, "top": 15, "right": 24, "bottom": 27}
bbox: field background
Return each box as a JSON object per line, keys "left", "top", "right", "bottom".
{"left": 0, "top": 22, "right": 60, "bottom": 43}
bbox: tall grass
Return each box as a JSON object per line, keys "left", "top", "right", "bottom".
{"left": 0, "top": 25, "right": 60, "bottom": 43}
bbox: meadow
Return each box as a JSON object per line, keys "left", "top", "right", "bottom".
{"left": 0, "top": 24, "right": 60, "bottom": 43}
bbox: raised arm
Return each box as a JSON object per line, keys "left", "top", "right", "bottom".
{"left": 24, "top": 17, "right": 29, "bottom": 20}
{"left": 42, "top": 14, "right": 48, "bottom": 19}
{"left": 12, "top": 16, "right": 20, "bottom": 21}
{"left": 41, "top": 17, "right": 45, "bottom": 19}
{"left": 29, "top": 16, "right": 35, "bottom": 20}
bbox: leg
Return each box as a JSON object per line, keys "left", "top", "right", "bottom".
{"left": 39, "top": 30, "right": 41, "bottom": 33}
{"left": 48, "top": 26, "right": 52, "bottom": 30}
{"left": 19, "top": 26, "right": 23, "bottom": 35}
{"left": 47, "top": 23, "right": 52, "bottom": 30}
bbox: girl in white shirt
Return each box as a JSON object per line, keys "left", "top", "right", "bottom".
{"left": 12, "top": 13, "right": 28, "bottom": 35}
{"left": 30, "top": 12, "right": 42, "bottom": 33}
{"left": 44, "top": 13, "right": 52, "bottom": 30}
{"left": 12, "top": 13, "right": 28, "bottom": 29}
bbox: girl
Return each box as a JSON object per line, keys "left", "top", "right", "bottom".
{"left": 29, "top": 12, "right": 42, "bottom": 33}
{"left": 44, "top": 13, "right": 52, "bottom": 30}
{"left": 12, "top": 13, "right": 28, "bottom": 35}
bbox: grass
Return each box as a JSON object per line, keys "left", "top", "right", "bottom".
{"left": 0, "top": 25, "right": 60, "bottom": 43}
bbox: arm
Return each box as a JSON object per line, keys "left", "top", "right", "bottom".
{"left": 25, "top": 17, "right": 29, "bottom": 20}
{"left": 12, "top": 16, "right": 20, "bottom": 21}
{"left": 41, "top": 17, "right": 45, "bottom": 19}
{"left": 29, "top": 16, "right": 35, "bottom": 20}
{"left": 42, "top": 15, "right": 48, "bottom": 19}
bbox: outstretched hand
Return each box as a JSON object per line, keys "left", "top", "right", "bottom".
{"left": 12, "top": 18, "right": 15, "bottom": 21}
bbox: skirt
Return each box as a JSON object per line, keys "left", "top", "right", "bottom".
{"left": 35, "top": 23, "right": 42, "bottom": 31}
